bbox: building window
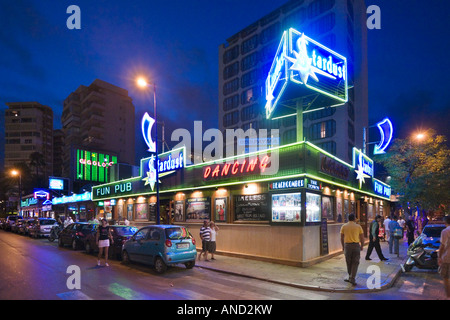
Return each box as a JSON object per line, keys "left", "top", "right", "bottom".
{"left": 223, "top": 62, "right": 239, "bottom": 80}
{"left": 259, "top": 22, "right": 281, "bottom": 45}
{"left": 223, "top": 94, "right": 239, "bottom": 112}
{"left": 223, "top": 45, "right": 240, "bottom": 65}
{"left": 223, "top": 78, "right": 240, "bottom": 96}
{"left": 347, "top": 102, "right": 355, "bottom": 121}
{"left": 241, "top": 104, "right": 258, "bottom": 122}
{"left": 282, "top": 8, "right": 307, "bottom": 31}
{"left": 223, "top": 111, "right": 239, "bottom": 127}
{"left": 241, "top": 35, "right": 259, "bottom": 55}
{"left": 241, "top": 86, "right": 261, "bottom": 105}
{"left": 308, "top": 0, "right": 335, "bottom": 19}
{"left": 283, "top": 129, "right": 297, "bottom": 145}
{"left": 348, "top": 121, "right": 355, "bottom": 142}
{"left": 307, "top": 107, "right": 336, "bottom": 121}
{"left": 309, "top": 12, "right": 335, "bottom": 36}
{"left": 317, "top": 141, "right": 337, "bottom": 155}
{"left": 309, "top": 120, "right": 336, "bottom": 140}
{"left": 241, "top": 69, "right": 259, "bottom": 89}
{"left": 282, "top": 116, "right": 296, "bottom": 127}
{"left": 241, "top": 52, "right": 259, "bottom": 72}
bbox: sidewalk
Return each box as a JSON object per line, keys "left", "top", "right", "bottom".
{"left": 195, "top": 239, "right": 409, "bottom": 293}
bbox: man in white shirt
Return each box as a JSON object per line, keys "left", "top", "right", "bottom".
{"left": 398, "top": 216, "right": 406, "bottom": 239}
{"left": 383, "top": 215, "right": 392, "bottom": 241}
{"left": 438, "top": 215, "right": 450, "bottom": 298}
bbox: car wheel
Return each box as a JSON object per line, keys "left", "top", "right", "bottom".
{"left": 154, "top": 257, "right": 167, "bottom": 274}
{"left": 185, "top": 260, "right": 195, "bottom": 269}
{"left": 72, "top": 239, "right": 78, "bottom": 250}
{"left": 122, "top": 250, "right": 130, "bottom": 265}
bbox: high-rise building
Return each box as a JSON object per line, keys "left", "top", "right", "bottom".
{"left": 52, "top": 129, "right": 65, "bottom": 177}
{"left": 218, "top": 0, "right": 368, "bottom": 163}
{"left": 61, "top": 79, "right": 135, "bottom": 182}
{"left": 4, "top": 102, "right": 53, "bottom": 178}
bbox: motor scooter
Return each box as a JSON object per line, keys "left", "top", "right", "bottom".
{"left": 402, "top": 237, "right": 439, "bottom": 272}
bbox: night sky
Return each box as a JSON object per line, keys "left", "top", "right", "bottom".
{"left": 1, "top": 0, "right": 449, "bottom": 165}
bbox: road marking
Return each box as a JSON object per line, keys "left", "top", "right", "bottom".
{"left": 57, "top": 290, "right": 93, "bottom": 300}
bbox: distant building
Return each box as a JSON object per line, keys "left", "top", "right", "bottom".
{"left": 61, "top": 79, "right": 135, "bottom": 185}
{"left": 218, "top": 0, "right": 368, "bottom": 163}
{"left": 52, "top": 129, "right": 65, "bottom": 177}
{"left": 4, "top": 102, "right": 53, "bottom": 178}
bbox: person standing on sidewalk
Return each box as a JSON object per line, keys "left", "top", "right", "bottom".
{"left": 406, "top": 215, "right": 416, "bottom": 246}
{"left": 388, "top": 216, "right": 401, "bottom": 256}
{"left": 209, "top": 222, "right": 219, "bottom": 260}
{"left": 199, "top": 220, "right": 211, "bottom": 261}
{"left": 340, "top": 214, "right": 364, "bottom": 286}
{"left": 438, "top": 215, "right": 450, "bottom": 298}
{"left": 383, "top": 215, "right": 391, "bottom": 242}
{"left": 365, "top": 215, "right": 389, "bottom": 261}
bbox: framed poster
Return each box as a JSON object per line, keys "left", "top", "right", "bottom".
{"left": 117, "top": 203, "right": 124, "bottom": 220}
{"left": 234, "top": 194, "right": 269, "bottom": 222}
{"left": 344, "top": 199, "right": 349, "bottom": 223}
{"left": 127, "top": 204, "right": 133, "bottom": 221}
{"left": 214, "top": 198, "right": 227, "bottom": 222}
{"left": 306, "top": 192, "right": 321, "bottom": 223}
{"left": 322, "top": 196, "right": 334, "bottom": 221}
{"left": 336, "top": 197, "right": 343, "bottom": 223}
{"left": 135, "top": 203, "right": 148, "bottom": 220}
{"left": 174, "top": 200, "right": 185, "bottom": 222}
{"left": 271, "top": 193, "right": 301, "bottom": 223}
{"left": 186, "top": 198, "right": 211, "bottom": 222}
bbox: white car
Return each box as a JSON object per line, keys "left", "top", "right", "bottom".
{"left": 30, "top": 218, "right": 58, "bottom": 238}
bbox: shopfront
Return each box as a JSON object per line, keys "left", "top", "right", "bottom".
{"left": 52, "top": 192, "right": 95, "bottom": 221}
{"left": 92, "top": 142, "right": 391, "bottom": 266}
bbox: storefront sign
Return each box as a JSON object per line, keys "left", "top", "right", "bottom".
{"left": 95, "top": 181, "right": 133, "bottom": 198}
{"left": 203, "top": 155, "right": 270, "bottom": 181}
{"left": 76, "top": 149, "right": 117, "bottom": 183}
{"left": 33, "top": 189, "right": 50, "bottom": 200}
{"left": 373, "top": 180, "right": 391, "bottom": 198}
{"left": 52, "top": 192, "right": 91, "bottom": 205}
{"left": 269, "top": 179, "right": 304, "bottom": 190}
{"left": 353, "top": 149, "right": 374, "bottom": 189}
{"left": 306, "top": 179, "right": 322, "bottom": 191}
{"left": 21, "top": 197, "right": 38, "bottom": 207}
{"left": 320, "top": 155, "right": 350, "bottom": 181}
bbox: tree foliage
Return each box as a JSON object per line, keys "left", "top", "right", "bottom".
{"left": 375, "top": 131, "right": 450, "bottom": 214}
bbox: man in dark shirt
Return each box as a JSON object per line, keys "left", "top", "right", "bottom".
{"left": 365, "top": 215, "right": 388, "bottom": 261}
{"left": 199, "top": 220, "right": 211, "bottom": 261}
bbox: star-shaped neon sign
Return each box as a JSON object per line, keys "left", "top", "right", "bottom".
{"left": 355, "top": 153, "right": 370, "bottom": 189}
{"left": 142, "top": 155, "right": 157, "bottom": 191}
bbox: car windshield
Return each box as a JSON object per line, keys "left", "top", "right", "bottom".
{"left": 114, "top": 227, "right": 138, "bottom": 236}
{"left": 165, "top": 227, "right": 189, "bottom": 240}
{"left": 423, "top": 226, "right": 445, "bottom": 238}
{"left": 40, "top": 220, "right": 56, "bottom": 225}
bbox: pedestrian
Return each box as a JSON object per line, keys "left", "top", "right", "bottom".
{"left": 406, "top": 215, "right": 415, "bottom": 246}
{"left": 398, "top": 216, "right": 406, "bottom": 239}
{"left": 340, "top": 214, "right": 364, "bottom": 286}
{"left": 365, "top": 215, "right": 389, "bottom": 261}
{"left": 438, "top": 215, "right": 450, "bottom": 299}
{"left": 383, "top": 215, "right": 391, "bottom": 242}
{"left": 96, "top": 219, "right": 114, "bottom": 267}
{"left": 199, "top": 220, "right": 211, "bottom": 261}
{"left": 388, "top": 216, "right": 401, "bottom": 255}
{"left": 209, "top": 222, "right": 219, "bottom": 260}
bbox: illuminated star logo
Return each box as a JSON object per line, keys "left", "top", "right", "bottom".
{"left": 284, "top": 34, "right": 335, "bottom": 84}
{"left": 355, "top": 153, "right": 370, "bottom": 189}
{"left": 142, "top": 155, "right": 157, "bottom": 191}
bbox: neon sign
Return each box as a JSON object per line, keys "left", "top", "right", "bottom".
{"left": 269, "top": 179, "right": 304, "bottom": 190}
{"left": 76, "top": 149, "right": 117, "bottom": 183}
{"left": 142, "top": 112, "right": 156, "bottom": 153}
{"left": 373, "top": 118, "right": 394, "bottom": 155}
{"left": 52, "top": 192, "right": 91, "bottom": 205}
{"left": 373, "top": 180, "right": 391, "bottom": 198}
{"left": 203, "top": 155, "right": 271, "bottom": 180}
{"left": 353, "top": 148, "right": 374, "bottom": 189}
{"left": 265, "top": 28, "right": 348, "bottom": 120}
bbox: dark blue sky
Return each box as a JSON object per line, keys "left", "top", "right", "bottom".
{"left": 1, "top": 0, "right": 449, "bottom": 164}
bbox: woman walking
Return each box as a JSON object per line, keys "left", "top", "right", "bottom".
{"left": 96, "top": 219, "right": 114, "bottom": 267}
{"left": 209, "top": 222, "right": 219, "bottom": 260}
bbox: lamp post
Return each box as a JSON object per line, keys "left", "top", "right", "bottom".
{"left": 11, "top": 170, "right": 22, "bottom": 216}
{"left": 137, "top": 77, "right": 160, "bottom": 224}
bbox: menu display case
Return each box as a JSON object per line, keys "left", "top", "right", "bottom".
{"left": 271, "top": 193, "right": 301, "bottom": 223}
{"left": 306, "top": 192, "right": 321, "bottom": 223}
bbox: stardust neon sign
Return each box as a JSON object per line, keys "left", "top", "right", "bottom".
{"left": 203, "top": 155, "right": 270, "bottom": 180}
{"left": 353, "top": 148, "right": 374, "bottom": 189}
{"left": 265, "top": 28, "right": 348, "bottom": 120}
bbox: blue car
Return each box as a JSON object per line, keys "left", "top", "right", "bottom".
{"left": 122, "top": 225, "right": 197, "bottom": 274}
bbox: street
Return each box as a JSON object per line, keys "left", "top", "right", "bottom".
{"left": 0, "top": 230, "right": 446, "bottom": 301}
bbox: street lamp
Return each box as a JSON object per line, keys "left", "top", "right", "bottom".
{"left": 11, "top": 169, "right": 22, "bottom": 216}
{"left": 136, "top": 76, "right": 160, "bottom": 224}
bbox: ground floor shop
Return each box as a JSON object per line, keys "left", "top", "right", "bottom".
{"left": 92, "top": 142, "right": 392, "bottom": 266}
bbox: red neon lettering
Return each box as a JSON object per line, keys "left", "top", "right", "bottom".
{"left": 231, "top": 161, "right": 240, "bottom": 175}
{"left": 212, "top": 165, "right": 221, "bottom": 177}
{"left": 260, "top": 155, "right": 270, "bottom": 173}
{"left": 240, "top": 160, "right": 247, "bottom": 173}
{"left": 204, "top": 167, "right": 211, "bottom": 179}
{"left": 247, "top": 158, "right": 258, "bottom": 172}
{"left": 221, "top": 163, "right": 231, "bottom": 176}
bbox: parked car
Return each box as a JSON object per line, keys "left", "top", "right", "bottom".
{"left": 0, "top": 218, "right": 6, "bottom": 230}
{"left": 5, "top": 215, "right": 23, "bottom": 231}
{"left": 17, "top": 218, "right": 33, "bottom": 235}
{"left": 23, "top": 219, "right": 38, "bottom": 236}
{"left": 29, "top": 218, "right": 58, "bottom": 238}
{"left": 11, "top": 219, "right": 26, "bottom": 233}
{"left": 122, "top": 225, "right": 197, "bottom": 274}
{"left": 58, "top": 222, "right": 96, "bottom": 250}
{"left": 84, "top": 225, "right": 138, "bottom": 259}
